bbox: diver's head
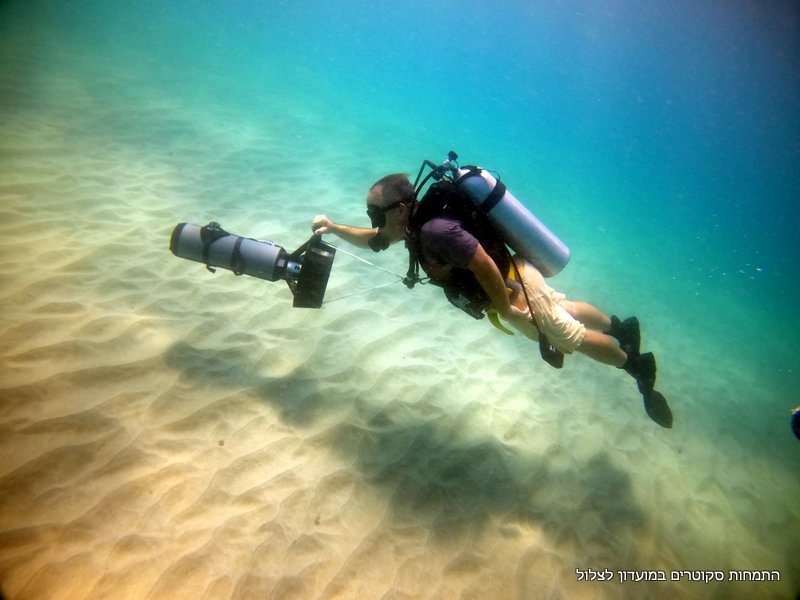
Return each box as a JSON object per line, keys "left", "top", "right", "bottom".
{"left": 366, "top": 173, "right": 414, "bottom": 251}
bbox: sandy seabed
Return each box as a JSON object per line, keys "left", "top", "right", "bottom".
{"left": 1, "top": 38, "right": 799, "bottom": 600}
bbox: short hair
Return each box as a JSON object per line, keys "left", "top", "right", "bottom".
{"left": 367, "top": 173, "right": 414, "bottom": 207}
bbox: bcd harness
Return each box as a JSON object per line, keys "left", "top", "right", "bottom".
{"left": 405, "top": 179, "right": 510, "bottom": 319}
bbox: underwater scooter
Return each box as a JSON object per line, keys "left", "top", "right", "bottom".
{"left": 169, "top": 222, "right": 336, "bottom": 308}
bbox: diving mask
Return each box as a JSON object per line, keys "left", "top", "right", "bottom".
{"left": 366, "top": 200, "right": 404, "bottom": 229}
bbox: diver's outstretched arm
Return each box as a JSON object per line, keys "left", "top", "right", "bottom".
{"left": 311, "top": 215, "right": 376, "bottom": 249}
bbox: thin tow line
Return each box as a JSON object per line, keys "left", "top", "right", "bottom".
{"left": 323, "top": 280, "right": 400, "bottom": 305}
{"left": 321, "top": 243, "right": 407, "bottom": 306}
{"left": 328, "top": 243, "right": 406, "bottom": 279}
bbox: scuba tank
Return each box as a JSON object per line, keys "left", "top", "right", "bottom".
{"left": 454, "top": 166, "right": 570, "bottom": 277}
{"left": 412, "top": 151, "right": 570, "bottom": 277}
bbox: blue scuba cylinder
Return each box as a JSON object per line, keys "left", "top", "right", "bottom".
{"left": 454, "top": 167, "right": 571, "bottom": 277}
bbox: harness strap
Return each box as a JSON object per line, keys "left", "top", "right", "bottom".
{"left": 509, "top": 256, "right": 565, "bottom": 369}
{"left": 230, "top": 236, "right": 245, "bottom": 275}
{"left": 454, "top": 165, "right": 482, "bottom": 185}
{"left": 404, "top": 250, "right": 420, "bottom": 289}
{"left": 454, "top": 166, "right": 506, "bottom": 213}
{"left": 480, "top": 179, "right": 506, "bottom": 212}
{"left": 200, "top": 222, "right": 231, "bottom": 273}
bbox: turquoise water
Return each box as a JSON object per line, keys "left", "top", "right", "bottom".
{"left": 17, "top": 0, "right": 798, "bottom": 336}
{"left": 2, "top": 0, "right": 799, "bottom": 597}
{"left": 20, "top": 0, "right": 794, "bottom": 430}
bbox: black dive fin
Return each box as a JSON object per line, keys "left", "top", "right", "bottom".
{"left": 643, "top": 390, "right": 673, "bottom": 428}
{"left": 539, "top": 333, "right": 564, "bottom": 369}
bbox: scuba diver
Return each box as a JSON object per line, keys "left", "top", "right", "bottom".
{"left": 311, "top": 154, "right": 673, "bottom": 427}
